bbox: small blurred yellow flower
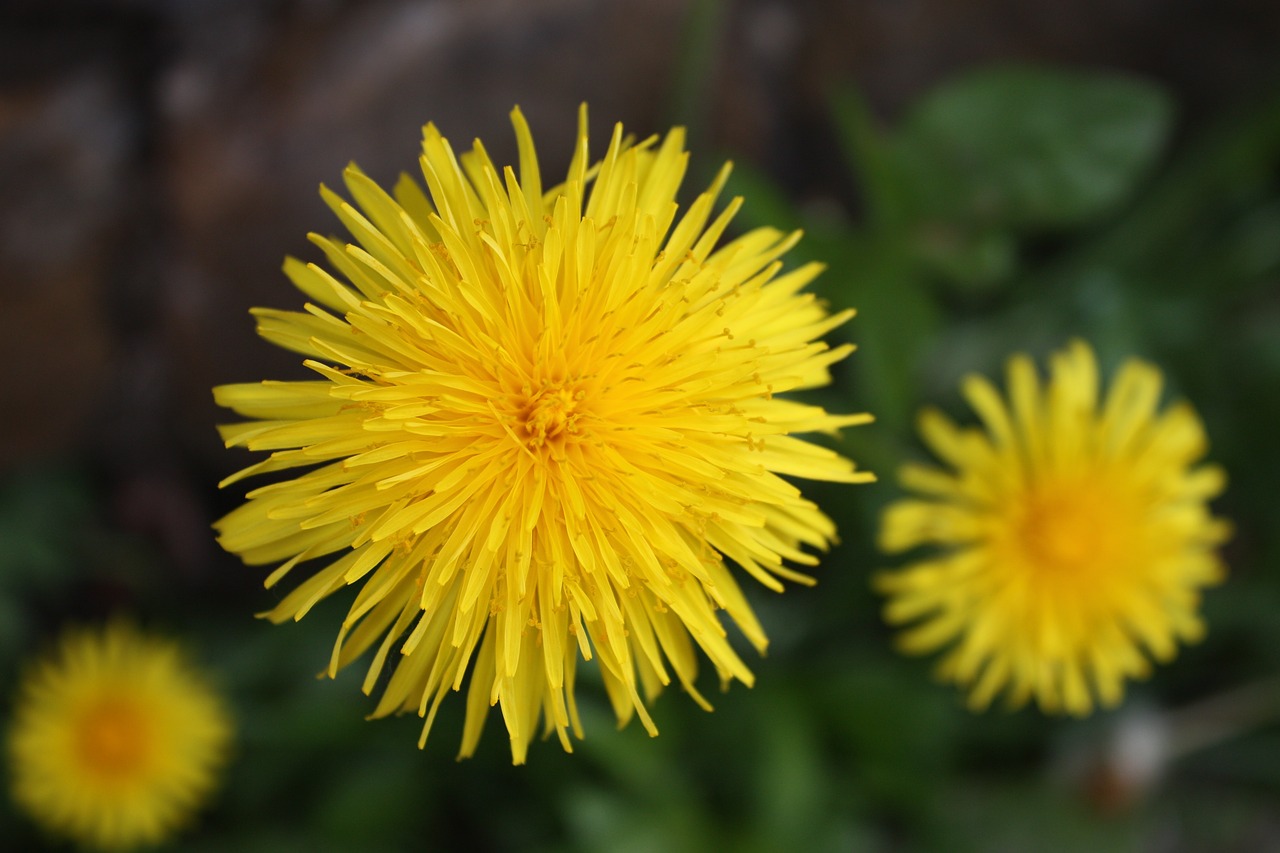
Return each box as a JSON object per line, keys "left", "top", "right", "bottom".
{"left": 877, "top": 340, "right": 1230, "bottom": 716}
{"left": 7, "top": 622, "right": 231, "bottom": 850}
{"left": 215, "top": 106, "right": 872, "bottom": 763}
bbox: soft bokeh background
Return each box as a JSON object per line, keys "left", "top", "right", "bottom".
{"left": 3, "top": 1, "right": 1279, "bottom": 850}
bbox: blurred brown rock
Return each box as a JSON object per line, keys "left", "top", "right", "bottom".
{"left": 0, "top": 67, "right": 130, "bottom": 468}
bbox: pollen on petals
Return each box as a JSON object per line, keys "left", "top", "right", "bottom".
{"left": 214, "top": 105, "right": 872, "bottom": 763}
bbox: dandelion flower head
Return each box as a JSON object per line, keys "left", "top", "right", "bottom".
{"left": 877, "top": 340, "right": 1229, "bottom": 716}
{"left": 214, "top": 106, "right": 872, "bottom": 763}
{"left": 7, "top": 622, "right": 231, "bottom": 850}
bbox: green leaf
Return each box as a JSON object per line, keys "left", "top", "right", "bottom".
{"left": 810, "top": 230, "right": 941, "bottom": 438}
{"left": 665, "top": 0, "right": 728, "bottom": 149}
{"left": 720, "top": 160, "right": 803, "bottom": 233}
{"left": 830, "top": 86, "right": 912, "bottom": 232}
{"left": 913, "top": 224, "right": 1017, "bottom": 293}
{"left": 895, "top": 66, "right": 1174, "bottom": 229}
{"left": 1040, "top": 90, "right": 1280, "bottom": 288}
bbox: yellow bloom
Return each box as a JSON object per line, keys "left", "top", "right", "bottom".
{"left": 214, "top": 106, "right": 872, "bottom": 763}
{"left": 877, "top": 341, "right": 1230, "bottom": 716}
{"left": 7, "top": 623, "right": 231, "bottom": 850}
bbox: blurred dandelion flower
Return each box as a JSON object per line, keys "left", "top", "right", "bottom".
{"left": 877, "top": 340, "right": 1230, "bottom": 716}
{"left": 214, "top": 106, "right": 872, "bottom": 763}
{"left": 7, "top": 623, "right": 231, "bottom": 850}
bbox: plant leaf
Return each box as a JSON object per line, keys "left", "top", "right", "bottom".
{"left": 895, "top": 66, "right": 1174, "bottom": 229}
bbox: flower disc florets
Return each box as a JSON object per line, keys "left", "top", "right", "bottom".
{"left": 877, "top": 341, "right": 1229, "bottom": 716}
{"left": 215, "top": 106, "right": 871, "bottom": 763}
{"left": 7, "top": 623, "right": 231, "bottom": 849}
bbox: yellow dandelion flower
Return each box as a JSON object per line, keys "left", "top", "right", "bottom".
{"left": 214, "top": 105, "right": 872, "bottom": 763}
{"left": 7, "top": 623, "right": 231, "bottom": 850}
{"left": 877, "top": 340, "right": 1230, "bottom": 716}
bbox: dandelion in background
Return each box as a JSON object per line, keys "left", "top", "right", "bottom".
{"left": 877, "top": 340, "right": 1230, "bottom": 716}
{"left": 7, "top": 622, "right": 231, "bottom": 850}
{"left": 214, "top": 105, "right": 871, "bottom": 763}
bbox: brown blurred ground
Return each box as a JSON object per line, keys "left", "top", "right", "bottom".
{"left": 2, "top": 0, "right": 1278, "bottom": 480}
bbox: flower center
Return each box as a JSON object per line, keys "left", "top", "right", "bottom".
{"left": 75, "top": 698, "right": 151, "bottom": 782}
{"left": 520, "top": 382, "right": 585, "bottom": 449}
{"left": 1015, "top": 479, "right": 1139, "bottom": 574}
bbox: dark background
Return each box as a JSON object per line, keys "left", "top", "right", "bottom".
{"left": 2, "top": 1, "right": 1279, "bottom": 850}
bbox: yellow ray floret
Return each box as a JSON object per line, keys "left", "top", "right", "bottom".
{"left": 876, "top": 340, "right": 1230, "bottom": 716}
{"left": 7, "top": 623, "right": 231, "bottom": 850}
{"left": 214, "top": 105, "right": 872, "bottom": 763}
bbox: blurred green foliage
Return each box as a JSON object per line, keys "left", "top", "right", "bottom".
{"left": 3, "top": 65, "right": 1279, "bottom": 851}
